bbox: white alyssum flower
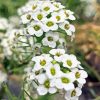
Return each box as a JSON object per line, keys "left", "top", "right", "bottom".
{"left": 62, "top": 54, "right": 80, "bottom": 69}
{"left": 72, "top": 68, "right": 88, "bottom": 84}
{"left": 42, "top": 32, "right": 59, "bottom": 48}
{"left": 45, "top": 63, "right": 61, "bottom": 79}
{"left": 27, "top": 22, "right": 43, "bottom": 37}
{"left": 55, "top": 73, "right": 75, "bottom": 91}
{"left": 32, "top": 54, "right": 53, "bottom": 71}
{"left": 49, "top": 49, "right": 65, "bottom": 62}
{"left": 53, "top": 2, "right": 65, "bottom": 11}
{"left": 37, "top": 74, "right": 57, "bottom": 95}
{"left": 32, "top": 11, "right": 47, "bottom": 22}
{"left": 50, "top": 10, "right": 66, "bottom": 23}
{"left": 21, "top": 12, "right": 32, "bottom": 24}
{"left": 42, "top": 18, "right": 58, "bottom": 32}
{"left": 59, "top": 21, "right": 75, "bottom": 36}
{"left": 64, "top": 10, "right": 76, "bottom": 20}
{"left": 65, "top": 87, "right": 82, "bottom": 100}
{"left": 41, "top": 2, "right": 55, "bottom": 14}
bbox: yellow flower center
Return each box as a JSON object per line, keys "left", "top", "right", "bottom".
{"left": 33, "top": 25, "right": 40, "bottom": 31}
{"left": 71, "top": 90, "right": 76, "bottom": 97}
{"left": 37, "top": 14, "right": 43, "bottom": 20}
{"left": 50, "top": 67, "right": 56, "bottom": 76}
{"left": 47, "top": 36, "right": 53, "bottom": 41}
{"left": 40, "top": 60, "right": 46, "bottom": 66}
{"left": 64, "top": 24, "right": 70, "bottom": 30}
{"left": 75, "top": 72, "right": 81, "bottom": 78}
{"left": 32, "top": 5, "right": 37, "bottom": 10}
{"left": 65, "top": 12, "right": 69, "bottom": 17}
{"left": 66, "top": 60, "right": 72, "bottom": 67}
{"left": 44, "top": 80, "right": 50, "bottom": 88}
{"left": 56, "top": 16, "right": 61, "bottom": 21}
{"left": 54, "top": 4, "right": 59, "bottom": 8}
{"left": 55, "top": 52, "right": 62, "bottom": 57}
{"left": 35, "top": 70, "right": 40, "bottom": 75}
{"left": 46, "top": 21, "right": 54, "bottom": 27}
{"left": 26, "top": 14, "right": 31, "bottom": 20}
{"left": 44, "top": 7, "right": 50, "bottom": 11}
{"left": 61, "top": 77, "right": 70, "bottom": 83}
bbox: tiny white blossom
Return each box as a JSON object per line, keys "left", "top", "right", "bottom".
{"left": 45, "top": 63, "right": 61, "bottom": 79}
{"left": 53, "top": 2, "right": 65, "bottom": 11}
{"left": 49, "top": 49, "right": 65, "bottom": 62}
{"left": 37, "top": 74, "right": 57, "bottom": 95}
{"left": 62, "top": 54, "right": 80, "bottom": 69}
{"left": 72, "top": 68, "right": 88, "bottom": 84}
{"left": 55, "top": 73, "right": 75, "bottom": 91}
{"left": 64, "top": 10, "right": 76, "bottom": 20}
{"left": 41, "top": 2, "right": 55, "bottom": 14}
{"left": 27, "top": 22, "right": 43, "bottom": 37}
{"left": 50, "top": 10, "right": 66, "bottom": 23}
{"left": 32, "top": 11, "right": 47, "bottom": 21}
{"left": 42, "top": 19, "right": 58, "bottom": 32}
{"left": 59, "top": 21, "right": 75, "bottom": 36}
{"left": 42, "top": 32, "right": 59, "bottom": 48}
{"left": 65, "top": 87, "right": 82, "bottom": 100}
{"left": 21, "top": 13, "right": 32, "bottom": 24}
{"left": 32, "top": 54, "right": 53, "bottom": 71}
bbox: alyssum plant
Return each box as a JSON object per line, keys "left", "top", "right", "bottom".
{"left": 7, "top": 0, "right": 88, "bottom": 99}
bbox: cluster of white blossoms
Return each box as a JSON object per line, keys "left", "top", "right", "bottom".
{"left": 26, "top": 49, "right": 88, "bottom": 100}
{"left": 16, "top": 0, "right": 88, "bottom": 100}
{"left": 18, "top": 0, "right": 75, "bottom": 39}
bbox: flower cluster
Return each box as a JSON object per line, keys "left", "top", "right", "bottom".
{"left": 18, "top": 0, "right": 75, "bottom": 38}
{"left": 26, "top": 49, "right": 88, "bottom": 100}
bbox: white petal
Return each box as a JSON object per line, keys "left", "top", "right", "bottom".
{"left": 64, "top": 83, "right": 74, "bottom": 91}
{"left": 37, "top": 74, "right": 47, "bottom": 84}
{"left": 37, "top": 85, "right": 48, "bottom": 95}
{"left": 80, "top": 70, "right": 88, "bottom": 78}
{"left": 70, "top": 25, "right": 75, "bottom": 32}
{"left": 77, "top": 78, "right": 86, "bottom": 84}
{"left": 49, "top": 87, "right": 57, "bottom": 94}
{"left": 76, "top": 88, "right": 82, "bottom": 96}
{"left": 69, "top": 15, "right": 76, "bottom": 20}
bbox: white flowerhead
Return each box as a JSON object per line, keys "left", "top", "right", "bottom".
{"left": 26, "top": 49, "right": 88, "bottom": 98}
{"left": 37, "top": 74, "right": 57, "bottom": 95}
{"left": 32, "top": 11, "right": 47, "bottom": 21}
{"left": 62, "top": 54, "right": 80, "bottom": 69}
{"left": 32, "top": 54, "right": 53, "bottom": 71}
{"left": 65, "top": 87, "right": 82, "bottom": 100}
{"left": 49, "top": 49, "right": 65, "bottom": 62}
{"left": 55, "top": 73, "right": 75, "bottom": 91}
{"left": 53, "top": 2, "right": 65, "bottom": 11}
{"left": 64, "top": 10, "right": 76, "bottom": 20}
{"left": 50, "top": 10, "right": 66, "bottom": 23}
{"left": 45, "top": 63, "right": 61, "bottom": 79}
{"left": 27, "top": 22, "right": 43, "bottom": 37}
{"left": 42, "top": 32, "right": 59, "bottom": 48}
{"left": 72, "top": 68, "right": 88, "bottom": 84}
{"left": 42, "top": 19, "right": 58, "bottom": 32}
{"left": 41, "top": 2, "right": 55, "bottom": 14}
{"left": 59, "top": 21, "right": 75, "bottom": 36}
{"left": 21, "top": 12, "right": 32, "bottom": 24}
